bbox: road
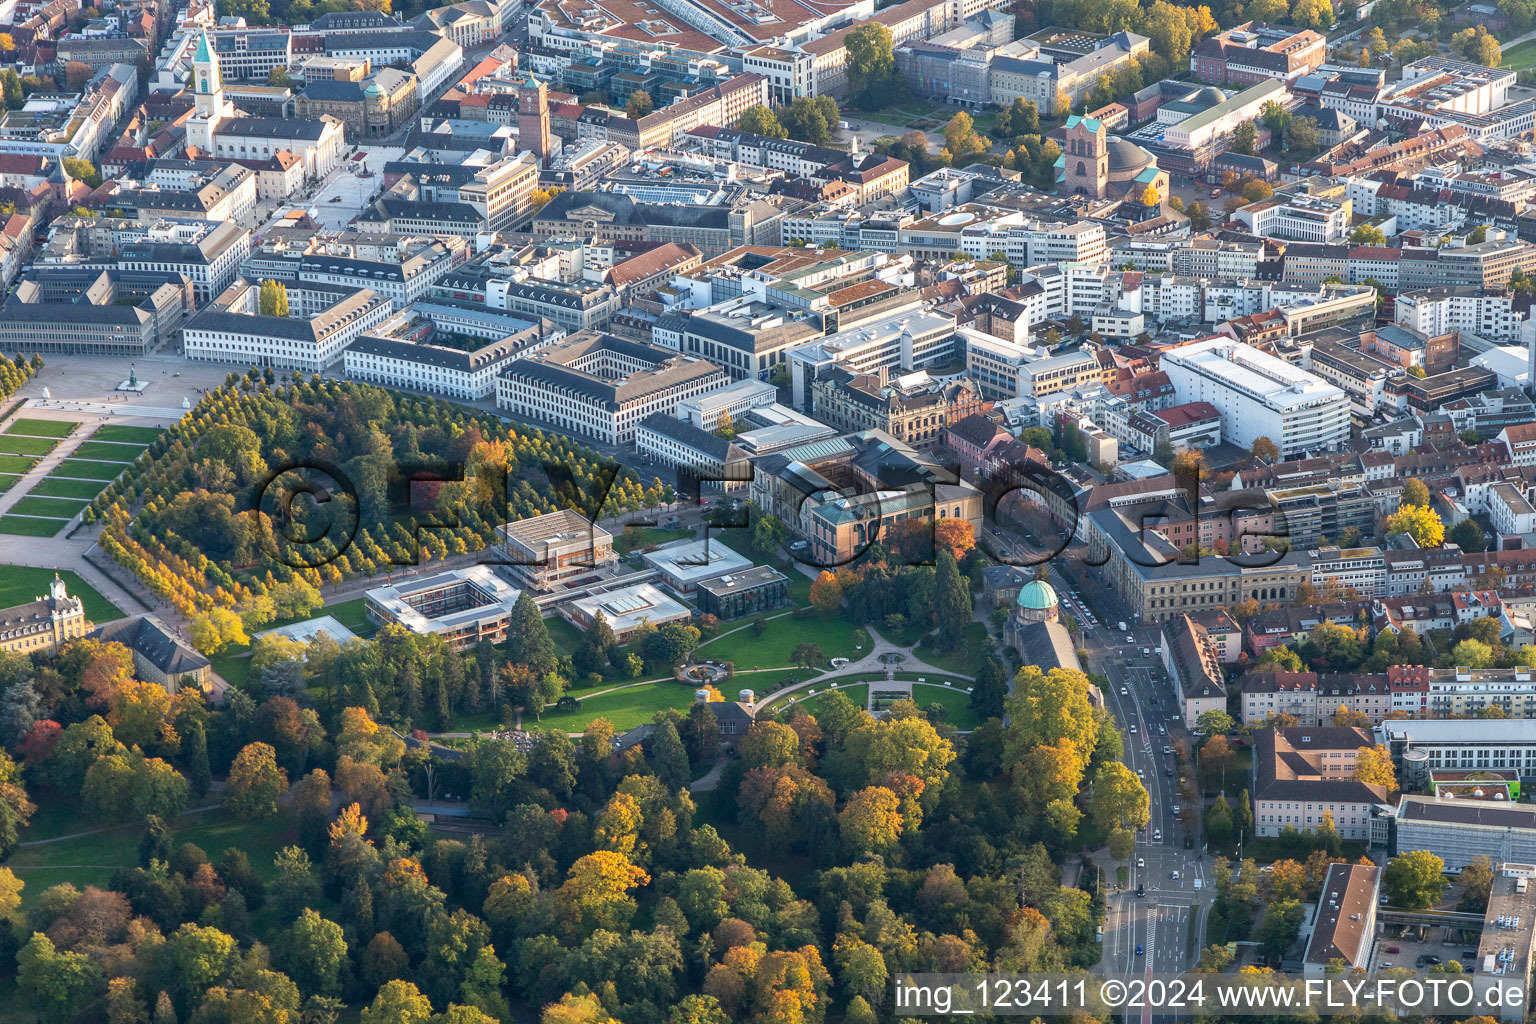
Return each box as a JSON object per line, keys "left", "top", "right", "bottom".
{"left": 1038, "top": 555, "right": 1215, "bottom": 1020}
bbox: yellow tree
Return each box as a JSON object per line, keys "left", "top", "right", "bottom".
{"left": 558, "top": 851, "right": 650, "bottom": 933}
{"left": 808, "top": 571, "right": 842, "bottom": 617}
{"left": 593, "top": 792, "right": 643, "bottom": 858}
{"left": 1355, "top": 744, "right": 1397, "bottom": 793}
{"left": 838, "top": 786, "right": 903, "bottom": 855}
{"left": 1384, "top": 504, "right": 1444, "bottom": 547}
{"left": 1141, "top": 184, "right": 1160, "bottom": 207}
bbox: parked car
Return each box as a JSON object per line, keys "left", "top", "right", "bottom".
{"left": 1385, "top": 946, "right": 1400, "bottom": 954}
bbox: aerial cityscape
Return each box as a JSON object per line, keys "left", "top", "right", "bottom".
{"left": 6, "top": 0, "right": 1536, "bottom": 1018}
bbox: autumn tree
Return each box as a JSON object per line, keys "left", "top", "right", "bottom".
{"left": 1354, "top": 744, "right": 1397, "bottom": 793}
{"left": 558, "top": 850, "right": 650, "bottom": 934}
{"left": 736, "top": 104, "right": 787, "bottom": 139}
{"left": 1385, "top": 503, "right": 1444, "bottom": 547}
{"left": 839, "top": 786, "right": 903, "bottom": 855}
{"left": 808, "top": 571, "right": 842, "bottom": 617}
{"left": 259, "top": 279, "right": 289, "bottom": 317}
{"left": 225, "top": 742, "right": 288, "bottom": 819}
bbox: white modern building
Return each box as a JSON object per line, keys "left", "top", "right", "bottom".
{"left": 1161, "top": 337, "right": 1349, "bottom": 457}
{"left": 363, "top": 565, "right": 522, "bottom": 651}
{"left": 1396, "top": 287, "right": 1524, "bottom": 343}
{"left": 183, "top": 282, "right": 392, "bottom": 370}
{"left": 786, "top": 308, "right": 958, "bottom": 410}
{"left": 674, "top": 377, "right": 779, "bottom": 430}
{"left": 641, "top": 537, "right": 753, "bottom": 595}
{"left": 566, "top": 582, "right": 691, "bottom": 641}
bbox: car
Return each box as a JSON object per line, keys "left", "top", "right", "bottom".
{"left": 1130, "top": 724, "right": 1138, "bottom": 733}
{"left": 1121, "top": 687, "right": 1129, "bottom": 696}
{"left": 1171, "top": 871, "right": 1180, "bottom": 880}
{"left": 1210, "top": 188, "right": 1222, "bottom": 197}
{"left": 1165, "top": 767, "right": 1173, "bottom": 776}
{"left": 1153, "top": 829, "right": 1162, "bottom": 841}
{"left": 330, "top": 195, "right": 344, "bottom": 202}
{"left": 1137, "top": 857, "right": 1145, "bottom": 868}
{"left": 1137, "top": 769, "right": 1145, "bottom": 778}
{"left": 1158, "top": 725, "right": 1166, "bottom": 735}
{"left": 1172, "top": 804, "right": 1181, "bottom": 814}
{"left": 1142, "top": 647, "right": 1151, "bottom": 657}
{"left": 1135, "top": 944, "right": 1144, "bottom": 956}
{"left": 1384, "top": 946, "right": 1401, "bottom": 955}
{"left": 1136, "top": 884, "right": 1146, "bottom": 897}
{"left": 1381, "top": 962, "right": 1394, "bottom": 970}
{"left": 1119, "top": 621, "right": 1128, "bottom": 632}
{"left": 1425, "top": 955, "right": 1442, "bottom": 965}
{"left": 1125, "top": 636, "right": 1135, "bottom": 644}
{"left": 1163, "top": 745, "right": 1172, "bottom": 754}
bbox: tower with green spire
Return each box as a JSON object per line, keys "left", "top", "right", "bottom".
{"left": 186, "top": 28, "right": 227, "bottom": 152}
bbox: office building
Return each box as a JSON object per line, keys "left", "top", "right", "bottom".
{"left": 1394, "top": 796, "right": 1536, "bottom": 872}
{"left": 1302, "top": 863, "right": 1380, "bottom": 977}
{"left": 494, "top": 508, "right": 616, "bottom": 591}
{"left": 363, "top": 566, "right": 523, "bottom": 651}
{"left": 1252, "top": 726, "right": 1391, "bottom": 842}
{"left": 1161, "top": 338, "right": 1349, "bottom": 457}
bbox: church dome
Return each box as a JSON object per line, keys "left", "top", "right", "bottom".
{"left": 1106, "top": 137, "right": 1155, "bottom": 174}
{"left": 1017, "top": 579, "right": 1059, "bottom": 612}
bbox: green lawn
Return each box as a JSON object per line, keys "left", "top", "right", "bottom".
{"left": 1504, "top": 38, "right": 1536, "bottom": 70}
{"left": 0, "top": 454, "right": 36, "bottom": 474}
{"left": 5, "top": 418, "right": 78, "bottom": 438}
{"left": 546, "top": 613, "right": 587, "bottom": 657}
{"left": 915, "top": 621, "right": 992, "bottom": 675}
{"left": 0, "top": 434, "right": 61, "bottom": 456}
{"left": 0, "top": 566, "right": 123, "bottom": 622}
{"left": 614, "top": 525, "right": 695, "bottom": 556}
{"left": 908, "top": 682, "right": 983, "bottom": 730}
{"left": 8, "top": 803, "right": 297, "bottom": 912}
{"left": 531, "top": 680, "right": 706, "bottom": 732}
{"left": 70, "top": 441, "right": 146, "bottom": 461}
{"left": 30, "top": 476, "right": 108, "bottom": 499}
{"left": 11, "top": 495, "right": 89, "bottom": 519}
{"left": 0, "top": 474, "right": 17, "bottom": 492}
{"left": 698, "top": 613, "right": 870, "bottom": 670}
{"left": 54, "top": 458, "right": 127, "bottom": 480}
{"left": 92, "top": 424, "right": 164, "bottom": 444}
{"left": 768, "top": 683, "right": 868, "bottom": 717}
{"left": 0, "top": 516, "right": 65, "bottom": 536}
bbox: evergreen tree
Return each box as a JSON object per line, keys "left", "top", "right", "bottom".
{"left": 1237, "top": 789, "right": 1254, "bottom": 842}
{"left": 505, "top": 593, "right": 556, "bottom": 677}
{"left": 652, "top": 719, "right": 690, "bottom": 790}
{"left": 684, "top": 701, "right": 721, "bottom": 765}
{"left": 140, "top": 814, "right": 171, "bottom": 867}
{"left": 970, "top": 655, "right": 1008, "bottom": 720}
{"left": 181, "top": 716, "right": 211, "bottom": 798}
{"left": 575, "top": 612, "right": 618, "bottom": 677}
{"left": 934, "top": 550, "right": 972, "bottom": 650}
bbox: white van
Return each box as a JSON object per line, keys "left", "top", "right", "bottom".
{"left": 1119, "top": 621, "right": 1128, "bottom": 632}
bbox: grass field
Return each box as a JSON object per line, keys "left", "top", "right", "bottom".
{"left": 546, "top": 613, "right": 586, "bottom": 657}
{"left": 0, "top": 475, "right": 16, "bottom": 492}
{"left": 770, "top": 683, "right": 869, "bottom": 717}
{"left": 71, "top": 440, "right": 147, "bottom": 461}
{"left": 698, "top": 614, "right": 870, "bottom": 669}
{"left": 0, "top": 516, "right": 64, "bottom": 536}
{"left": 8, "top": 802, "right": 298, "bottom": 912}
{"left": 30, "top": 476, "right": 108, "bottom": 499}
{"left": 92, "top": 424, "right": 163, "bottom": 444}
{"left": 915, "top": 621, "right": 991, "bottom": 675}
{"left": 614, "top": 525, "right": 695, "bottom": 556}
{"left": 11, "top": 495, "right": 88, "bottom": 519}
{"left": 0, "top": 454, "right": 36, "bottom": 474}
{"left": 0, "top": 434, "right": 61, "bottom": 456}
{"left": 0, "top": 566, "right": 123, "bottom": 621}
{"left": 1504, "top": 38, "right": 1536, "bottom": 70}
{"left": 53, "top": 458, "right": 128, "bottom": 480}
{"left": 532, "top": 681, "right": 706, "bottom": 732}
{"left": 5, "top": 418, "right": 78, "bottom": 438}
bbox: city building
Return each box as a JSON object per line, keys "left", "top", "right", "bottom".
{"left": 1302, "top": 863, "right": 1380, "bottom": 977}
{"left": 1161, "top": 338, "right": 1349, "bottom": 457}
{"left": 363, "top": 566, "right": 524, "bottom": 651}
{"left": 1056, "top": 113, "right": 1167, "bottom": 201}
{"left": 494, "top": 507, "right": 616, "bottom": 591}
{"left": 1161, "top": 613, "right": 1227, "bottom": 724}
{"left": 1379, "top": 718, "right": 1536, "bottom": 790}
{"left": 0, "top": 268, "right": 193, "bottom": 355}
{"left": 641, "top": 538, "right": 752, "bottom": 595}
{"left": 1475, "top": 865, "right": 1536, "bottom": 1022}
{"left": 809, "top": 368, "right": 987, "bottom": 448}
{"left": 1252, "top": 726, "right": 1391, "bottom": 842}
{"left": 183, "top": 281, "right": 392, "bottom": 371}
{"left": 567, "top": 583, "right": 691, "bottom": 641}
{"left": 496, "top": 332, "right": 729, "bottom": 444}
{"left": 1193, "top": 23, "right": 1327, "bottom": 87}
{"left": 1394, "top": 796, "right": 1536, "bottom": 872}
{"left": 91, "top": 615, "right": 213, "bottom": 694}
{"left": 694, "top": 565, "right": 790, "bottom": 620}
{"left": 0, "top": 575, "right": 90, "bottom": 656}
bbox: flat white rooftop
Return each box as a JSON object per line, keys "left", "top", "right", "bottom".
{"left": 642, "top": 537, "right": 751, "bottom": 586}
{"left": 571, "top": 582, "right": 690, "bottom": 634}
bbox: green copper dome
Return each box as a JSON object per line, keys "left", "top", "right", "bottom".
{"left": 1017, "top": 579, "right": 1058, "bottom": 611}
{"left": 365, "top": 80, "right": 385, "bottom": 97}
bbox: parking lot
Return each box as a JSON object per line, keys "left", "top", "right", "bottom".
{"left": 1370, "top": 921, "right": 1481, "bottom": 973}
